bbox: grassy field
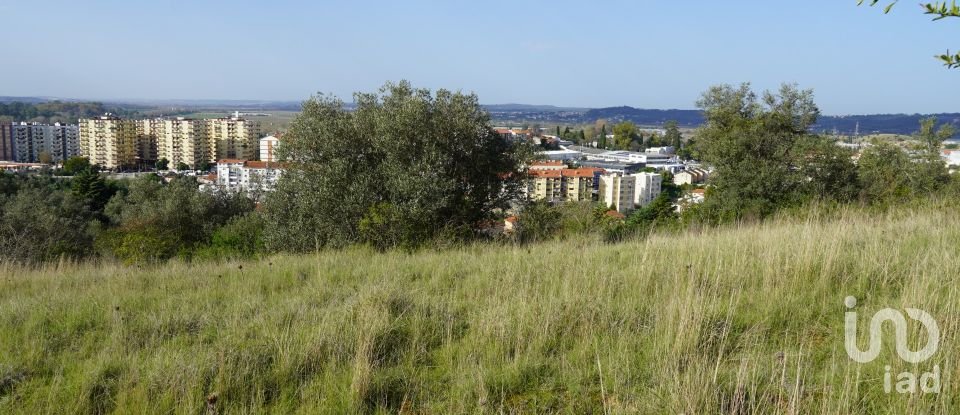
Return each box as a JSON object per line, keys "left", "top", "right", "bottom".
{"left": 1, "top": 206, "right": 958, "bottom": 413}
{"left": 184, "top": 111, "right": 299, "bottom": 134}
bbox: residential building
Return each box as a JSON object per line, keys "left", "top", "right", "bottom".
{"left": 632, "top": 172, "right": 662, "bottom": 207}
{"left": 8, "top": 122, "right": 81, "bottom": 163}
{"left": 79, "top": 115, "right": 139, "bottom": 169}
{"left": 135, "top": 118, "right": 162, "bottom": 163}
{"left": 0, "top": 124, "right": 11, "bottom": 161}
{"left": 155, "top": 118, "right": 208, "bottom": 169}
{"left": 599, "top": 174, "right": 636, "bottom": 214}
{"left": 527, "top": 169, "right": 563, "bottom": 202}
{"left": 216, "top": 159, "right": 284, "bottom": 195}
{"left": 525, "top": 164, "right": 604, "bottom": 203}
{"left": 206, "top": 115, "right": 262, "bottom": 161}
{"left": 260, "top": 135, "right": 280, "bottom": 162}
{"left": 676, "top": 188, "right": 706, "bottom": 213}
{"left": 561, "top": 167, "right": 603, "bottom": 202}
{"left": 674, "top": 168, "right": 709, "bottom": 186}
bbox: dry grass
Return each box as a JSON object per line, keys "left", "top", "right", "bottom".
{"left": 0, "top": 205, "right": 958, "bottom": 413}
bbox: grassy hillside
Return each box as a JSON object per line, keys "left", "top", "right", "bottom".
{"left": 1, "top": 206, "right": 958, "bottom": 413}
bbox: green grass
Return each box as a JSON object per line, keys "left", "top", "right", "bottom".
{"left": 1, "top": 206, "right": 959, "bottom": 413}
{"left": 184, "top": 111, "right": 299, "bottom": 135}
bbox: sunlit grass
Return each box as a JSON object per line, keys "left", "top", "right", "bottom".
{"left": 1, "top": 204, "right": 958, "bottom": 413}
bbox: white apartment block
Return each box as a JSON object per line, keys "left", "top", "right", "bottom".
{"left": 259, "top": 135, "right": 279, "bottom": 162}
{"left": 8, "top": 122, "right": 80, "bottom": 163}
{"left": 216, "top": 159, "right": 283, "bottom": 195}
{"left": 632, "top": 172, "right": 662, "bottom": 207}
{"left": 599, "top": 174, "right": 636, "bottom": 214}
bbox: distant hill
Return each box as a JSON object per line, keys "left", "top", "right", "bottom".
{"left": 494, "top": 105, "right": 960, "bottom": 137}
{"left": 484, "top": 104, "right": 588, "bottom": 112}
{"left": 0, "top": 101, "right": 135, "bottom": 124}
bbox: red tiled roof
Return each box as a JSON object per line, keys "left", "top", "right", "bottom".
{"left": 561, "top": 167, "right": 603, "bottom": 178}
{"left": 218, "top": 159, "right": 247, "bottom": 164}
{"left": 529, "top": 169, "right": 562, "bottom": 178}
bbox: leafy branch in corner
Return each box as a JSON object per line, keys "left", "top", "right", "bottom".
{"left": 858, "top": 0, "right": 960, "bottom": 68}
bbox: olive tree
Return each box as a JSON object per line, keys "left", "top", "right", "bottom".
{"left": 263, "top": 81, "right": 533, "bottom": 251}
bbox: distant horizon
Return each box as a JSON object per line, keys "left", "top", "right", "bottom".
{"left": 2, "top": 1, "right": 959, "bottom": 115}
{"left": 5, "top": 94, "right": 960, "bottom": 118}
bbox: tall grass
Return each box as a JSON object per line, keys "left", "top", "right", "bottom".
{"left": 1, "top": 204, "right": 958, "bottom": 413}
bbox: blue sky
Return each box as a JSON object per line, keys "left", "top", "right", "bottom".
{"left": 1, "top": 0, "right": 958, "bottom": 114}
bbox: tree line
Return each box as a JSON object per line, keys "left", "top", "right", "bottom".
{"left": 1, "top": 81, "right": 958, "bottom": 265}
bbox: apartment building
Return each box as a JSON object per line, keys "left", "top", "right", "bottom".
{"left": 562, "top": 168, "right": 603, "bottom": 202}
{"left": 154, "top": 118, "right": 207, "bottom": 169}
{"left": 206, "top": 115, "right": 261, "bottom": 161}
{"left": 79, "top": 115, "right": 140, "bottom": 169}
{"left": 216, "top": 159, "right": 284, "bottom": 195}
{"left": 633, "top": 172, "right": 663, "bottom": 207}
{"left": 526, "top": 165, "right": 605, "bottom": 203}
{"left": 527, "top": 169, "right": 564, "bottom": 202}
{"left": 259, "top": 135, "right": 280, "bottom": 162}
{"left": 8, "top": 122, "right": 81, "bottom": 163}
{"left": 0, "top": 124, "right": 11, "bottom": 161}
{"left": 599, "top": 174, "right": 636, "bottom": 214}
{"left": 135, "top": 118, "right": 162, "bottom": 163}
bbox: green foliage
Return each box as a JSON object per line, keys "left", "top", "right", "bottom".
{"left": 855, "top": 118, "right": 954, "bottom": 204}
{"left": 694, "top": 83, "right": 855, "bottom": 221}
{"left": 859, "top": 0, "right": 960, "bottom": 68}
{"left": 71, "top": 168, "right": 112, "bottom": 212}
{"left": 664, "top": 120, "right": 683, "bottom": 150}
{"left": 194, "top": 212, "right": 266, "bottom": 260}
{"left": 62, "top": 156, "right": 91, "bottom": 176}
{"left": 5, "top": 206, "right": 960, "bottom": 412}
{"left": 512, "top": 200, "right": 560, "bottom": 244}
{"left": 100, "top": 176, "right": 254, "bottom": 263}
{"left": 0, "top": 187, "right": 96, "bottom": 264}
{"left": 155, "top": 158, "right": 169, "bottom": 170}
{"left": 175, "top": 162, "right": 190, "bottom": 171}
{"left": 612, "top": 121, "right": 641, "bottom": 150}
{"left": 857, "top": 141, "right": 917, "bottom": 203}
{"left": 263, "top": 81, "right": 533, "bottom": 251}
{"left": 0, "top": 101, "right": 128, "bottom": 124}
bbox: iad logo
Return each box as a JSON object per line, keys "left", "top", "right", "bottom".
{"left": 844, "top": 296, "right": 941, "bottom": 394}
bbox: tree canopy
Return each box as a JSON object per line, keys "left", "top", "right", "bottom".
{"left": 263, "top": 81, "right": 534, "bottom": 251}
{"left": 694, "top": 83, "right": 857, "bottom": 220}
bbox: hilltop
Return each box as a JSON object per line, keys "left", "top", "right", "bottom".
{"left": 0, "top": 204, "right": 957, "bottom": 413}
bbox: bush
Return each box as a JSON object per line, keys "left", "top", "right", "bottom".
{"left": 513, "top": 201, "right": 560, "bottom": 244}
